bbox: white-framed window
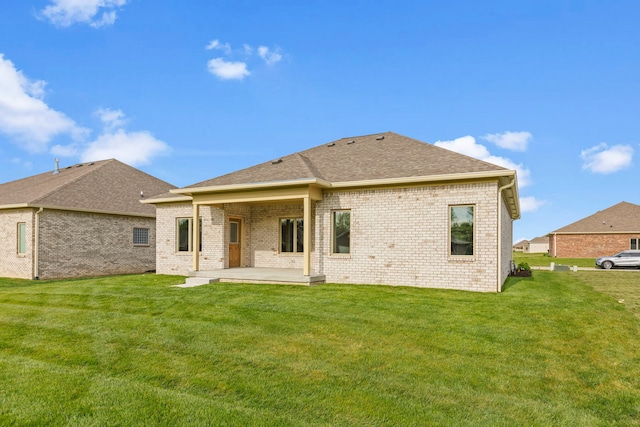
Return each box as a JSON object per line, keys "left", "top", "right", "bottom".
{"left": 332, "top": 210, "right": 351, "bottom": 254}
{"left": 450, "top": 205, "right": 475, "bottom": 256}
{"left": 17, "top": 222, "right": 26, "bottom": 255}
{"left": 133, "top": 227, "right": 149, "bottom": 246}
{"left": 631, "top": 238, "right": 639, "bottom": 250}
{"left": 177, "top": 217, "right": 202, "bottom": 252}
{"left": 280, "top": 218, "right": 303, "bottom": 253}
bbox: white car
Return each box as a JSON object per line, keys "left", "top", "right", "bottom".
{"left": 595, "top": 250, "right": 640, "bottom": 269}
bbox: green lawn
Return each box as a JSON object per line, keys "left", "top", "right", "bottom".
{"left": 513, "top": 252, "right": 596, "bottom": 268}
{"left": 1, "top": 273, "right": 639, "bottom": 426}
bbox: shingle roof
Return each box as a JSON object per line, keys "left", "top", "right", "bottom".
{"left": 184, "top": 131, "right": 508, "bottom": 189}
{"left": 529, "top": 236, "right": 549, "bottom": 244}
{"left": 0, "top": 159, "right": 176, "bottom": 216}
{"left": 551, "top": 202, "right": 640, "bottom": 233}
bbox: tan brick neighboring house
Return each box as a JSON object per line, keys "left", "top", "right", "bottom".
{"left": 145, "top": 132, "right": 520, "bottom": 292}
{"left": 549, "top": 201, "right": 640, "bottom": 258}
{"left": 0, "top": 159, "right": 176, "bottom": 279}
{"left": 526, "top": 236, "right": 549, "bottom": 254}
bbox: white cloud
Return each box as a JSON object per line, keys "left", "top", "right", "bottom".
{"left": 81, "top": 129, "right": 170, "bottom": 166}
{"left": 95, "top": 107, "right": 127, "bottom": 130}
{"left": 205, "top": 39, "right": 231, "bottom": 54}
{"left": 581, "top": 143, "right": 633, "bottom": 174}
{"left": 519, "top": 196, "right": 546, "bottom": 213}
{"left": 434, "top": 135, "right": 532, "bottom": 187}
{"left": 0, "top": 54, "right": 87, "bottom": 152}
{"left": 483, "top": 131, "right": 532, "bottom": 152}
{"left": 53, "top": 108, "right": 170, "bottom": 166}
{"left": 40, "top": 0, "right": 127, "bottom": 28}
{"left": 207, "top": 58, "right": 250, "bottom": 80}
{"left": 257, "top": 46, "right": 283, "bottom": 65}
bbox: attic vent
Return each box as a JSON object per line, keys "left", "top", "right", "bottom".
{"left": 376, "top": 136, "right": 385, "bottom": 140}
{"left": 272, "top": 159, "right": 282, "bottom": 164}
{"left": 347, "top": 140, "right": 355, "bottom": 144}
{"left": 76, "top": 164, "right": 83, "bottom": 167}
{"left": 327, "top": 142, "right": 335, "bottom": 147}
{"left": 66, "top": 166, "right": 72, "bottom": 169}
{"left": 89, "top": 162, "right": 95, "bottom": 166}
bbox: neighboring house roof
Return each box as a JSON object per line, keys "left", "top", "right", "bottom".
{"left": 513, "top": 240, "right": 528, "bottom": 248}
{"left": 550, "top": 201, "right": 640, "bottom": 234}
{"left": 529, "top": 236, "right": 549, "bottom": 245}
{"left": 0, "top": 159, "right": 176, "bottom": 217}
{"left": 149, "top": 132, "right": 519, "bottom": 217}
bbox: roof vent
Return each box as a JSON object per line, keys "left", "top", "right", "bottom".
{"left": 376, "top": 135, "right": 385, "bottom": 140}
{"left": 76, "top": 164, "right": 83, "bottom": 167}
{"left": 327, "top": 142, "right": 335, "bottom": 147}
{"left": 347, "top": 140, "right": 355, "bottom": 144}
{"left": 53, "top": 158, "right": 60, "bottom": 175}
{"left": 271, "top": 159, "right": 283, "bottom": 164}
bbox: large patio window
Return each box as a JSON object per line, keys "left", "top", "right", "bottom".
{"left": 450, "top": 205, "right": 475, "bottom": 256}
{"left": 177, "top": 217, "right": 202, "bottom": 252}
{"left": 17, "top": 223, "right": 26, "bottom": 255}
{"left": 332, "top": 210, "right": 351, "bottom": 254}
{"left": 280, "top": 218, "right": 303, "bottom": 253}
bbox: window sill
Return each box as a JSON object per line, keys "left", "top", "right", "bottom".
{"left": 448, "top": 256, "right": 476, "bottom": 262}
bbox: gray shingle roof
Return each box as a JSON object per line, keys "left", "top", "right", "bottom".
{"left": 551, "top": 202, "right": 640, "bottom": 233}
{"left": 0, "top": 159, "right": 176, "bottom": 216}
{"left": 184, "top": 132, "right": 508, "bottom": 189}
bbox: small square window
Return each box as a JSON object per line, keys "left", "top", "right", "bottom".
{"left": 133, "top": 227, "right": 149, "bottom": 245}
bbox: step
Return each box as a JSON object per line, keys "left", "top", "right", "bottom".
{"left": 174, "top": 277, "right": 219, "bottom": 288}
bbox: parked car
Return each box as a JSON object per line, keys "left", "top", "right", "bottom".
{"left": 595, "top": 250, "right": 640, "bottom": 269}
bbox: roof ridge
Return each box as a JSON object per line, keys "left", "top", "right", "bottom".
{"left": 293, "top": 153, "right": 324, "bottom": 180}
{"left": 31, "top": 159, "right": 114, "bottom": 204}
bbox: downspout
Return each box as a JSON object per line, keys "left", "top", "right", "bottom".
{"left": 34, "top": 207, "right": 43, "bottom": 280}
{"left": 497, "top": 178, "right": 516, "bottom": 292}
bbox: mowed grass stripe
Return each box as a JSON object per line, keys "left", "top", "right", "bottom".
{"left": 0, "top": 273, "right": 639, "bottom": 425}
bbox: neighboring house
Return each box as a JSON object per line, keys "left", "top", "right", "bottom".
{"left": 146, "top": 132, "right": 520, "bottom": 292}
{"left": 0, "top": 159, "right": 176, "bottom": 280}
{"left": 549, "top": 201, "right": 640, "bottom": 258}
{"left": 513, "top": 240, "right": 528, "bottom": 252}
{"left": 527, "top": 236, "right": 550, "bottom": 254}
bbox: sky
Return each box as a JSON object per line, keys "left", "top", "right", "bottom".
{"left": 1, "top": 1, "right": 639, "bottom": 243}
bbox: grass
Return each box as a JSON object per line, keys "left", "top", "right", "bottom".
{"left": 513, "top": 252, "right": 596, "bottom": 268}
{"left": 0, "top": 273, "right": 639, "bottom": 425}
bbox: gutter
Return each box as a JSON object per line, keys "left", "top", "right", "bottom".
{"left": 34, "top": 207, "right": 43, "bottom": 280}
{"left": 497, "top": 178, "right": 516, "bottom": 292}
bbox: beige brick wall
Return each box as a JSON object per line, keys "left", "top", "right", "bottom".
{"left": 250, "top": 204, "right": 307, "bottom": 269}
{"left": 156, "top": 203, "right": 226, "bottom": 275}
{"left": 499, "top": 196, "right": 513, "bottom": 289}
{"left": 36, "top": 209, "right": 156, "bottom": 279}
{"left": 0, "top": 209, "right": 35, "bottom": 279}
{"left": 156, "top": 181, "right": 509, "bottom": 292}
{"left": 551, "top": 233, "right": 640, "bottom": 258}
{"left": 314, "top": 182, "right": 501, "bottom": 292}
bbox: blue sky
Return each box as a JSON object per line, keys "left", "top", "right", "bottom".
{"left": 1, "top": 1, "right": 638, "bottom": 243}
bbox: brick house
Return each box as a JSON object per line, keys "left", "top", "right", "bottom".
{"left": 146, "top": 132, "right": 520, "bottom": 292}
{"left": 549, "top": 201, "right": 640, "bottom": 258}
{"left": 0, "top": 159, "right": 176, "bottom": 279}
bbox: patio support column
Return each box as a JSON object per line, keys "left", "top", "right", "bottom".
{"left": 303, "top": 195, "right": 311, "bottom": 276}
{"left": 192, "top": 203, "right": 200, "bottom": 272}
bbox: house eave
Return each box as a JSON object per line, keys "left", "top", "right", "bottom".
{"left": 172, "top": 178, "right": 333, "bottom": 196}
{"left": 141, "top": 195, "right": 193, "bottom": 204}
{"left": 549, "top": 231, "right": 640, "bottom": 235}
